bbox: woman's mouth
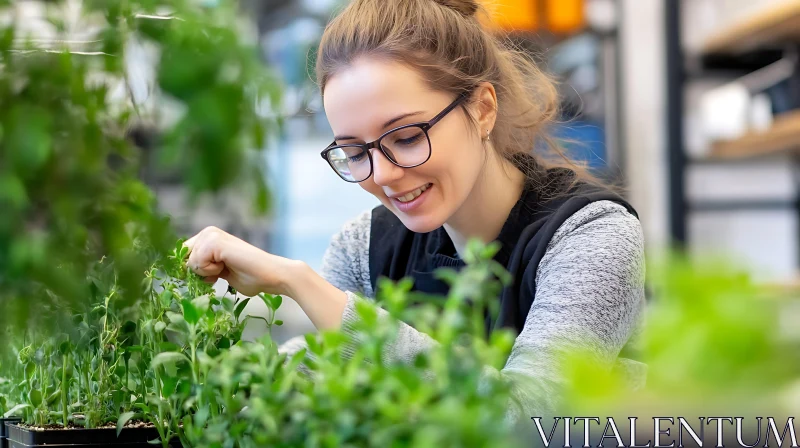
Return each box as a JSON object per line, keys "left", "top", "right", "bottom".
{"left": 391, "top": 183, "right": 433, "bottom": 213}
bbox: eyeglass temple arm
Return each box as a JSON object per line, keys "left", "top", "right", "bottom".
{"left": 427, "top": 91, "right": 470, "bottom": 128}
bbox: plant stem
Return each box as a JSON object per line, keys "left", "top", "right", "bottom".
{"left": 39, "top": 363, "right": 45, "bottom": 426}
{"left": 75, "top": 355, "right": 81, "bottom": 415}
{"left": 62, "top": 353, "right": 69, "bottom": 427}
{"left": 84, "top": 365, "right": 92, "bottom": 429}
{"left": 125, "top": 356, "right": 129, "bottom": 407}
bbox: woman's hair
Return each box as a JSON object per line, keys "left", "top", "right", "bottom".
{"left": 315, "top": 0, "right": 610, "bottom": 197}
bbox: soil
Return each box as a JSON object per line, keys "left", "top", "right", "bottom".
{"left": 15, "top": 420, "right": 155, "bottom": 432}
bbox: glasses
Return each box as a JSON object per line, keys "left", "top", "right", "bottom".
{"left": 320, "top": 91, "right": 469, "bottom": 183}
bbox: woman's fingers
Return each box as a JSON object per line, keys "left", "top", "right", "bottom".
{"left": 183, "top": 235, "right": 197, "bottom": 251}
{"left": 203, "top": 275, "right": 220, "bottom": 284}
{"left": 185, "top": 227, "right": 226, "bottom": 277}
{"left": 195, "top": 260, "right": 225, "bottom": 277}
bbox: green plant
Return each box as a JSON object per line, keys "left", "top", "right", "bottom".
{"left": 176, "top": 240, "right": 520, "bottom": 448}
{"left": 0, "top": 359, "right": 13, "bottom": 417}
{"left": 0, "top": 238, "right": 523, "bottom": 448}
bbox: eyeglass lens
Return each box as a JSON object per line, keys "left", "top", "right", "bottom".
{"left": 327, "top": 126, "right": 431, "bottom": 182}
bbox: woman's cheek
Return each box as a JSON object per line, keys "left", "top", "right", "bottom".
{"left": 360, "top": 180, "right": 382, "bottom": 199}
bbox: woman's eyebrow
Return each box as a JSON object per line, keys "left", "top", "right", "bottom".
{"left": 382, "top": 111, "right": 424, "bottom": 129}
{"left": 333, "top": 111, "right": 425, "bottom": 141}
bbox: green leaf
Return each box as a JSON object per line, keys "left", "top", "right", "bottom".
{"left": 196, "top": 351, "right": 213, "bottom": 368}
{"left": 154, "top": 321, "right": 166, "bottom": 333}
{"left": 4, "top": 404, "right": 31, "bottom": 418}
{"left": 165, "top": 311, "right": 184, "bottom": 325}
{"left": 234, "top": 298, "right": 251, "bottom": 321}
{"left": 260, "top": 293, "right": 282, "bottom": 311}
{"left": 242, "top": 315, "right": 270, "bottom": 327}
{"left": 304, "top": 334, "right": 322, "bottom": 356}
{"left": 286, "top": 348, "right": 307, "bottom": 372}
{"left": 166, "top": 313, "right": 189, "bottom": 338}
{"left": 46, "top": 388, "right": 61, "bottom": 405}
{"left": 275, "top": 320, "right": 283, "bottom": 326}
{"left": 159, "top": 290, "right": 174, "bottom": 308}
{"left": 181, "top": 299, "right": 199, "bottom": 325}
{"left": 151, "top": 352, "right": 190, "bottom": 369}
{"left": 29, "top": 389, "right": 42, "bottom": 407}
{"left": 221, "top": 297, "right": 235, "bottom": 314}
{"left": 117, "top": 411, "right": 136, "bottom": 436}
{"left": 191, "top": 294, "right": 210, "bottom": 314}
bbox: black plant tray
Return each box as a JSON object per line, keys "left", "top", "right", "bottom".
{"left": 8, "top": 442, "right": 166, "bottom": 448}
{"left": 6, "top": 423, "right": 180, "bottom": 446}
{"left": 1, "top": 418, "right": 22, "bottom": 438}
{"left": 2, "top": 418, "right": 23, "bottom": 448}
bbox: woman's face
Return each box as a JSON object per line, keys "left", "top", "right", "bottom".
{"left": 323, "top": 57, "right": 491, "bottom": 233}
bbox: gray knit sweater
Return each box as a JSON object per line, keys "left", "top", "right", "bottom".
{"left": 279, "top": 200, "right": 647, "bottom": 423}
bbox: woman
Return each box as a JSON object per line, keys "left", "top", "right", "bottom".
{"left": 185, "top": 0, "right": 646, "bottom": 421}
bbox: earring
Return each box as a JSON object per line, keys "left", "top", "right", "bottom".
{"left": 484, "top": 129, "right": 491, "bottom": 142}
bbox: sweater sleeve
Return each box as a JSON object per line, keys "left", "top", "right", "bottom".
{"left": 337, "top": 200, "right": 647, "bottom": 423}
{"left": 277, "top": 209, "right": 373, "bottom": 356}
{"left": 319, "top": 209, "right": 374, "bottom": 296}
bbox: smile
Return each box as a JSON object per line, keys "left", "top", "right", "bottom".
{"left": 390, "top": 183, "right": 433, "bottom": 213}
{"left": 395, "top": 183, "right": 432, "bottom": 203}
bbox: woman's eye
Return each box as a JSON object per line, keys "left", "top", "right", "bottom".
{"left": 395, "top": 132, "right": 423, "bottom": 146}
{"left": 348, "top": 152, "right": 366, "bottom": 162}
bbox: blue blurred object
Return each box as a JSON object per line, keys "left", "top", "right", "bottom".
{"left": 550, "top": 120, "right": 608, "bottom": 172}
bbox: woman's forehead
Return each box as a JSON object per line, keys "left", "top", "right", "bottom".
{"left": 323, "top": 58, "right": 444, "bottom": 132}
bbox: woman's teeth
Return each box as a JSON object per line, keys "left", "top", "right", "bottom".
{"left": 396, "top": 183, "right": 431, "bottom": 203}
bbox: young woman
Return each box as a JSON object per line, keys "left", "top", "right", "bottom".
{"left": 184, "top": 0, "right": 646, "bottom": 421}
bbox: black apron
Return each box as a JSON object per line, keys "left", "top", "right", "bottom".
{"left": 368, "top": 165, "right": 639, "bottom": 338}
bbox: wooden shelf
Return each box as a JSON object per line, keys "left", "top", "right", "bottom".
{"left": 703, "top": 0, "right": 800, "bottom": 55}
{"left": 710, "top": 110, "right": 800, "bottom": 159}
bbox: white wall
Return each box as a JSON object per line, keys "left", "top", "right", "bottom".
{"left": 619, "top": 0, "right": 671, "bottom": 250}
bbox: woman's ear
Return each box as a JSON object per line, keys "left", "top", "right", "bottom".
{"left": 473, "top": 82, "right": 498, "bottom": 137}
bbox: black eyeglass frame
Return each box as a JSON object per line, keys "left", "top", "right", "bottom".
{"left": 320, "top": 91, "right": 470, "bottom": 183}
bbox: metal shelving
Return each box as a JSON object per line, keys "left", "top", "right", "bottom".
{"left": 666, "top": 0, "right": 800, "bottom": 251}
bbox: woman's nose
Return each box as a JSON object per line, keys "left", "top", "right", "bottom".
{"left": 371, "top": 149, "right": 404, "bottom": 186}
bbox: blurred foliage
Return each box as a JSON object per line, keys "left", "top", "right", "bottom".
{"left": 0, "top": 0, "right": 281, "bottom": 328}
{"left": 559, "top": 255, "right": 800, "bottom": 430}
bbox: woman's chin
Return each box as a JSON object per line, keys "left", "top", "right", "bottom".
{"left": 396, "top": 214, "right": 443, "bottom": 234}
{"left": 382, "top": 195, "right": 446, "bottom": 233}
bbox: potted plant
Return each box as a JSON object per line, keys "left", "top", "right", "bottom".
{"left": 0, "top": 238, "right": 521, "bottom": 447}
{"left": 1, "top": 240, "right": 276, "bottom": 447}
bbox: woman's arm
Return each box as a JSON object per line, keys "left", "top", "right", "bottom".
{"left": 278, "top": 209, "right": 373, "bottom": 333}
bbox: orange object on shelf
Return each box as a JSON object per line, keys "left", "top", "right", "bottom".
{"left": 545, "top": 0, "right": 585, "bottom": 34}
{"left": 480, "top": 0, "right": 586, "bottom": 34}
{"left": 480, "top": 0, "right": 540, "bottom": 32}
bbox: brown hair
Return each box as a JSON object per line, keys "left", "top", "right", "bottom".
{"left": 316, "top": 0, "right": 610, "bottom": 198}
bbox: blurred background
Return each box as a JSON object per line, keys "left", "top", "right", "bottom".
{"left": 10, "top": 0, "right": 800, "bottom": 342}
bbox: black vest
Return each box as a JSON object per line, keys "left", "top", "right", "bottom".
{"left": 368, "top": 167, "right": 639, "bottom": 337}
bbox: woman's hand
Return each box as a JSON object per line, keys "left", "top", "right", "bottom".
{"left": 184, "top": 226, "right": 350, "bottom": 331}
{"left": 184, "top": 226, "right": 300, "bottom": 297}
